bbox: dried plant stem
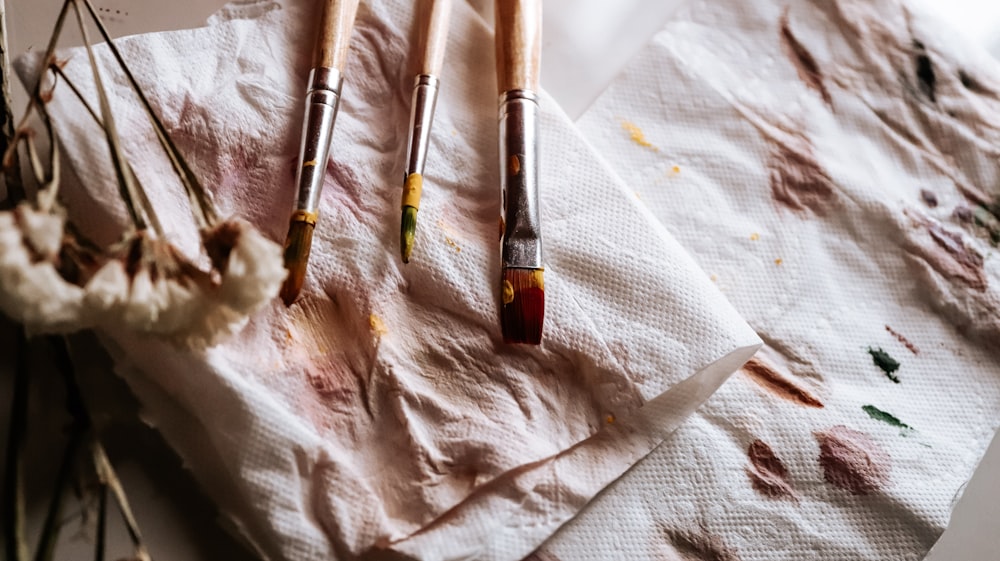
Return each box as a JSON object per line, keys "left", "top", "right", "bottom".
{"left": 48, "top": 63, "right": 163, "bottom": 236}
{"left": 0, "top": 0, "right": 24, "bottom": 208}
{"left": 31, "top": 427, "right": 84, "bottom": 561}
{"left": 90, "top": 442, "right": 151, "bottom": 561}
{"left": 32, "top": 337, "right": 91, "bottom": 561}
{"left": 52, "top": 337, "right": 151, "bottom": 561}
{"left": 78, "top": 0, "right": 218, "bottom": 229}
{"left": 5, "top": 0, "right": 69, "bottom": 197}
{"left": 2, "top": 327, "right": 30, "bottom": 561}
{"left": 70, "top": 0, "right": 152, "bottom": 233}
{"left": 93, "top": 483, "right": 107, "bottom": 561}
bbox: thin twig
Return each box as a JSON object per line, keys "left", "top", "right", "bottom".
{"left": 70, "top": 0, "right": 153, "bottom": 233}
{"left": 33, "top": 336, "right": 92, "bottom": 561}
{"left": 91, "top": 443, "right": 151, "bottom": 561}
{"left": 47, "top": 63, "right": 163, "bottom": 235}
{"left": 32, "top": 426, "right": 85, "bottom": 561}
{"left": 78, "top": 0, "right": 218, "bottom": 228}
{"left": 7, "top": 0, "right": 70, "bottom": 148}
{"left": 0, "top": 0, "right": 24, "bottom": 208}
{"left": 2, "top": 326, "right": 30, "bottom": 561}
{"left": 54, "top": 337, "right": 151, "bottom": 561}
{"left": 93, "top": 482, "right": 107, "bottom": 561}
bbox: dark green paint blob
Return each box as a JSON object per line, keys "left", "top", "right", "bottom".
{"left": 862, "top": 405, "right": 914, "bottom": 436}
{"left": 868, "top": 347, "right": 901, "bottom": 383}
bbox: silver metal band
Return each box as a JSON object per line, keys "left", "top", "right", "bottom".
{"left": 499, "top": 89, "right": 542, "bottom": 269}
{"left": 404, "top": 74, "right": 440, "bottom": 178}
{"left": 308, "top": 67, "right": 344, "bottom": 95}
{"left": 295, "top": 67, "right": 345, "bottom": 214}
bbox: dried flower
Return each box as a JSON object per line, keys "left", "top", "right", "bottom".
{"left": 0, "top": 204, "right": 89, "bottom": 333}
{"left": 83, "top": 221, "right": 284, "bottom": 348}
{"left": 203, "top": 218, "right": 287, "bottom": 314}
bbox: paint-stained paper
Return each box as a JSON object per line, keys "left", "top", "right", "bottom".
{"left": 541, "top": 0, "right": 1000, "bottom": 559}
{"left": 16, "top": 0, "right": 760, "bottom": 559}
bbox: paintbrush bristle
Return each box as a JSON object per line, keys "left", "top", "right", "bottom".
{"left": 400, "top": 205, "right": 418, "bottom": 263}
{"left": 501, "top": 268, "right": 544, "bottom": 345}
{"left": 280, "top": 218, "right": 315, "bottom": 306}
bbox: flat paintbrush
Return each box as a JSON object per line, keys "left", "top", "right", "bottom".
{"left": 280, "top": 0, "right": 361, "bottom": 305}
{"left": 400, "top": 0, "right": 452, "bottom": 263}
{"left": 496, "top": 0, "right": 544, "bottom": 344}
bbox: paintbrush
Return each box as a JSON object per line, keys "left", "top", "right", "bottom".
{"left": 496, "top": 0, "right": 544, "bottom": 344}
{"left": 400, "top": 0, "right": 452, "bottom": 263}
{"left": 280, "top": 0, "right": 361, "bottom": 306}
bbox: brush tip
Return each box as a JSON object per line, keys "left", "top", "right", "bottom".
{"left": 500, "top": 268, "right": 545, "bottom": 345}
{"left": 280, "top": 218, "right": 316, "bottom": 306}
{"left": 400, "top": 205, "right": 418, "bottom": 263}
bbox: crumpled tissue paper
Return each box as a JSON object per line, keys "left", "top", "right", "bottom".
{"left": 535, "top": 0, "right": 1000, "bottom": 559}
{"left": 17, "top": 0, "right": 760, "bottom": 559}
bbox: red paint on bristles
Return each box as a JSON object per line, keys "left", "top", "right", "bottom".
{"left": 501, "top": 268, "right": 545, "bottom": 345}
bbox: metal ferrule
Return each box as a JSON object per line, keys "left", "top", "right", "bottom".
{"left": 295, "top": 67, "right": 345, "bottom": 215}
{"left": 404, "top": 74, "right": 440, "bottom": 178}
{"left": 499, "top": 89, "right": 542, "bottom": 269}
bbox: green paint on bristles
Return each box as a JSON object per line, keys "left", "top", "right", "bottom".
{"left": 863, "top": 404, "right": 915, "bottom": 436}
{"left": 400, "top": 205, "right": 418, "bottom": 263}
{"left": 868, "top": 347, "right": 901, "bottom": 383}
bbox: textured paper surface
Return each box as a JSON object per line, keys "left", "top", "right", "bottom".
{"left": 17, "top": 0, "right": 759, "bottom": 559}
{"left": 538, "top": 0, "right": 1000, "bottom": 559}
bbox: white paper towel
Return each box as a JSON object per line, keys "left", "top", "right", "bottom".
{"left": 16, "top": 0, "right": 760, "bottom": 559}
{"left": 538, "top": 0, "right": 1000, "bottom": 559}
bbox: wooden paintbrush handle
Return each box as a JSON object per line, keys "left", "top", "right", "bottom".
{"left": 314, "top": 0, "right": 362, "bottom": 70}
{"left": 418, "top": 0, "right": 452, "bottom": 76}
{"left": 495, "top": 0, "right": 542, "bottom": 94}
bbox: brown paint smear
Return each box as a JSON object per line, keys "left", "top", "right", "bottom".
{"left": 815, "top": 426, "right": 891, "bottom": 495}
{"left": 740, "top": 346, "right": 823, "bottom": 408}
{"left": 779, "top": 9, "right": 832, "bottom": 106}
{"left": 728, "top": 102, "right": 838, "bottom": 215}
{"left": 905, "top": 211, "right": 988, "bottom": 292}
{"left": 768, "top": 131, "right": 837, "bottom": 215}
{"left": 884, "top": 325, "right": 919, "bottom": 355}
{"left": 746, "top": 440, "right": 798, "bottom": 501}
{"left": 661, "top": 528, "right": 740, "bottom": 561}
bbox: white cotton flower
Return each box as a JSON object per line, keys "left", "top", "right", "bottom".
{"left": 180, "top": 298, "right": 246, "bottom": 349}
{"left": 0, "top": 205, "right": 89, "bottom": 334}
{"left": 204, "top": 219, "right": 286, "bottom": 314}
{"left": 75, "top": 220, "right": 284, "bottom": 349}
{"left": 17, "top": 205, "right": 65, "bottom": 259}
{"left": 84, "top": 260, "right": 130, "bottom": 320}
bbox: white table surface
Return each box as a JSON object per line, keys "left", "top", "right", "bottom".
{"left": 3, "top": 1, "right": 1000, "bottom": 559}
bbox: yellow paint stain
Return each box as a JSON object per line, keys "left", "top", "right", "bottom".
{"left": 774, "top": 258, "right": 783, "bottom": 265}
{"left": 437, "top": 219, "right": 459, "bottom": 238}
{"left": 750, "top": 232, "right": 760, "bottom": 241}
{"left": 671, "top": 165, "right": 681, "bottom": 174}
{"left": 369, "top": 313, "right": 388, "bottom": 336}
{"left": 437, "top": 219, "right": 462, "bottom": 252}
{"left": 502, "top": 280, "right": 515, "bottom": 304}
{"left": 530, "top": 269, "right": 545, "bottom": 290}
{"left": 621, "top": 121, "right": 657, "bottom": 151}
{"left": 303, "top": 160, "right": 318, "bottom": 167}
{"left": 605, "top": 414, "right": 616, "bottom": 424}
